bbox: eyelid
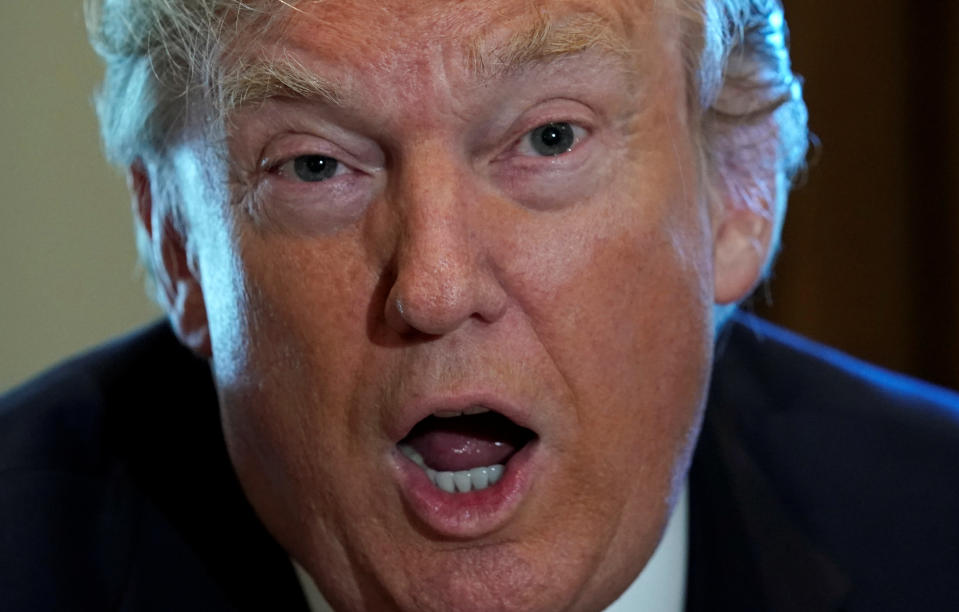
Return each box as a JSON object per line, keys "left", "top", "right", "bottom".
{"left": 258, "top": 131, "right": 376, "bottom": 177}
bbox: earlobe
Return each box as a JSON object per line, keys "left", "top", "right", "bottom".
{"left": 129, "top": 161, "right": 212, "bottom": 357}
{"left": 712, "top": 205, "right": 773, "bottom": 305}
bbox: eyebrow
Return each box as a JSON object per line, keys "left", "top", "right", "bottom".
{"left": 219, "top": 9, "right": 631, "bottom": 112}
{"left": 219, "top": 53, "right": 345, "bottom": 113}
{"left": 466, "top": 10, "right": 632, "bottom": 80}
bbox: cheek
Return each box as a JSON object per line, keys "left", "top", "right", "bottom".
{"left": 510, "top": 179, "right": 715, "bottom": 412}
{"left": 203, "top": 223, "right": 366, "bottom": 427}
{"left": 504, "top": 173, "right": 715, "bottom": 522}
{"left": 213, "top": 229, "right": 379, "bottom": 437}
{"left": 210, "top": 225, "right": 368, "bottom": 356}
{"left": 208, "top": 232, "right": 394, "bottom": 558}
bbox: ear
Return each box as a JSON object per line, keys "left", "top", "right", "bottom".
{"left": 130, "top": 161, "right": 212, "bottom": 357}
{"left": 711, "top": 181, "right": 775, "bottom": 305}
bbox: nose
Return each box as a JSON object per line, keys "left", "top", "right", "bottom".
{"left": 383, "top": 157, "right": 508, "bottom": 337}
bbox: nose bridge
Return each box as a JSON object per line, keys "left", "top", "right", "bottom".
{"left": 399, "top": 147, "right": 473, "bottom": 272}
{"left": 384, "top": 142, "right": 503, "bottom": 335}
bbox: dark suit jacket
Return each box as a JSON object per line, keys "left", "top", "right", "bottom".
{"left": 2, "top": 314, "right": 957, "bottom": 611}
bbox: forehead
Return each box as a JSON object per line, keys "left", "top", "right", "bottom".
{"left": 233, "top": 0, "right": 673, "bottom": 95}
{"left": 273, "top": 0, "right": 653, "bottom": 47}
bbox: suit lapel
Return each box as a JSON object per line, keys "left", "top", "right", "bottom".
{"left": 685, "top": 334, "right": 849, "bottom": 612}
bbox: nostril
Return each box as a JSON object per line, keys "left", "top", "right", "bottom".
{"left": 384, "top": 293, "right": 412, "bottom": 334}
{"left": 385, "top": 293, "right": 451, "bottom": 337}
{"left": 385, "top": 278, "right": 476, "bottom": 336}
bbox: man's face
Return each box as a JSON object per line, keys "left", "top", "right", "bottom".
{"left": 181, "top": 0, "right": 721, "bottom": 609}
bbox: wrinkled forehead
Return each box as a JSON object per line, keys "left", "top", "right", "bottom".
{"left": 265, "top": 0, "right": 655, "bottom": 54}
{"left": 217, "top": 0, "right": 680, "bottom": 112}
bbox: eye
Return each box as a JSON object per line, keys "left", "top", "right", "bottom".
{"left": 521, "top": 122, "right": 583, "bottom": 157}
{"left": 277, "top": 154, "right": 344, "bottom": 182}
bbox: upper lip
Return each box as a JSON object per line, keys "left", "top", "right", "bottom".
{"left": 388, "top": 392, "right": 538, "bottom": 444}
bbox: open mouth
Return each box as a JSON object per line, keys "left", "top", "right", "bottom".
{"left": 397, "top": 408, "right": 537, "bottom": 494}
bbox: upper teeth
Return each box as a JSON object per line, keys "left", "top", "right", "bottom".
{"left": 399, "top": 444, "right": 504, "bottom": 493}
{"left": 433, "top": 406, "right": 491, "bottom": 418}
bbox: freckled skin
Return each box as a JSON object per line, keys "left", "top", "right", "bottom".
{"left": 175, "top": 1, "right": 732, "bottom": 610}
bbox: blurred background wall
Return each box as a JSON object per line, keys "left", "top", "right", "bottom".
{"left": 0, "top": 4, "right": 158, "bottom": 392}
{"left": 1, "top": 2, "right": 957, "bottom": 392}
{"left": 755, "top": 1, "right": 959, "bottom": 391}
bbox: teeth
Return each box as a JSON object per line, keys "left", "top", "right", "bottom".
{"left": 463, "top": 406, "right": 490, "bottom": 415}
{"left": 470, "top": 466, "right": 489, "bottom": 489}
{"left": 432, "top": 406, "right": 491, "bottom": 418}
{"left": 453, "top": 471, "right": 471, "bottom": 492}
{"left": 435, "top": 471, "right": 455, "bottom": 493}
{"left": 399, "top": 444, "right": 505, "bottom": 493}
{"left": 400, "top": 444, "right": 426, "bottom": 468}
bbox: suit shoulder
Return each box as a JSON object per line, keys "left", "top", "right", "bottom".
{"left": 716, "top": 312, "right": 959, "bottom": 445}
{"left": 710, "top": 313, "right": 959, "bottom": 604}
{"left": 0, "top": 323, "right": 237, "bottom": 610}
{"left": 0, "top": 321, "right": 189, "bottom": 475}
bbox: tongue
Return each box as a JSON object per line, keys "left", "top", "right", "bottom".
{"left": 403, "top": 413, "right": 528, "bottom": 472}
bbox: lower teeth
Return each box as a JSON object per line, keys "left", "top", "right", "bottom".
{"left": 399, "top": 444, "right": 505, "bottom": 493}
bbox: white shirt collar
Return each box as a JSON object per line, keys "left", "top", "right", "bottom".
{"left": 605, "top": 481, "right": 688, "bottom": 611}
{"left": 294, "top": 482, "right": 688, "bottom": 612}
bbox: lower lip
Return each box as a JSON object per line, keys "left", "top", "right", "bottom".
{"left": 391, "top": 440, "right": 540, "bottom": 538}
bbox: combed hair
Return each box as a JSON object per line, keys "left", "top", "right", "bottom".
{"left": 85, "top": 0, "right": 808, "bottom": 295}
{"left": 673, "top": 0, "right": 808, "bottom": 283}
